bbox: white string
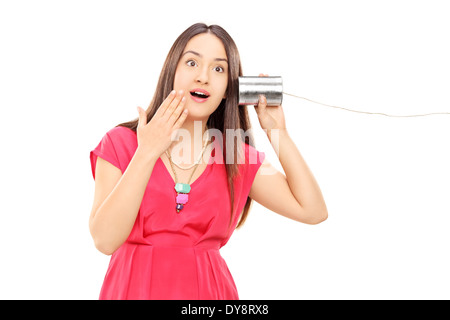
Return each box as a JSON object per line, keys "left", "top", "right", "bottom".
{"left": 283, "top": 92, "right": 450, "bottom": 118}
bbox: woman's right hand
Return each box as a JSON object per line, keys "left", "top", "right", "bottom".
{"left": 136, "top": 89, "right": 188, "bottom": 159}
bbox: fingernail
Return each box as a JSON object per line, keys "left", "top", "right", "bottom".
{"left": 171, "top": 90, "right": 176, "bottom": 95}
{"left": 259, "top": 95, "right": 265, "bottom": 103}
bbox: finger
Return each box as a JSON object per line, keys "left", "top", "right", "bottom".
{"left": 169, "top": 95, "right": 187, "bottom": 125}
{"left": 164, "top": 90, "right": 184, "bottom": 118}
{"left": 255, "top": 95, "right": 267, "bottom": 113}
{"left": 157, "top": 90, "right": 177, "bottom": 117}
{"left": 137, "top": 106, "right": 147, "bottom": 127}
{"left": 173, "top": 108, "right": 189, "bottom": 129}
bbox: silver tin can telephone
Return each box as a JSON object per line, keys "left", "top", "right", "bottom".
{"left": 238, "top": 76, "right": 283, "bottom": 106}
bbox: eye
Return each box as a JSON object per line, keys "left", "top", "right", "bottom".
{"left": 214, "top": 66, "right": 224, "bottom": 73}
{"left": 186, "top": 60, "right": 197, "bottom": 67}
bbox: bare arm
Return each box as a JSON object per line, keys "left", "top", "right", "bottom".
{"left": 89, "top": 90, "right": 188, "bottom": 255}
{"left": 250, "top": 79, "right": 327, "bottom": 224}
{"left": 89, "top": 149, "right": 158, "bottom": 255}
{"left": 249, "top": 129, "right": 328, "bottom": 224}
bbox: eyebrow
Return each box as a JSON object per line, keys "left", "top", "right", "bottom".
{"left": 182, "top": 50, "right": 228, "bottom": 63}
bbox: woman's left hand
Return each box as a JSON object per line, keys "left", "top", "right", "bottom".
{"left": 254, "top": 73, "right": 287, "bottom": 135}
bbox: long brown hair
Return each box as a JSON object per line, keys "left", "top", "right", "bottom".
{"left": 117, "top": 23, "right": 256, "bottom": 229}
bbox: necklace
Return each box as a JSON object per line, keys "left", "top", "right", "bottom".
{"left": 166, "top": 130, "right": 210, "bottom": 213}
{"left": 165, "top": 130, "right": 210, "bottom": 170}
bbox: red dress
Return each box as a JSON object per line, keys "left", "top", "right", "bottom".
{"left": 90, "top": 126, "right": 265, "bottom": 299}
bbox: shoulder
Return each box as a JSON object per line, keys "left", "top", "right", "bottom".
{"left": 233, "top": 142, "right": 266, "bottom": 181}
{"left": 106, "top": 126, "right": 136, "bottom": 140}
{"left": 103, "top": 126, "right": 137, "bottom": 149}
{"left": 101, "top": 126, "right": 138, "bottom": 161}
{"left": 90, "top": 126, "right": 138, "bottom": 178}
{"left": 242, "top": 142, "right": 266, "bottom": 166}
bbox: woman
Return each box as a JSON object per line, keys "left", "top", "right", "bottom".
{"left": 89, "top": 23, "right": 328, "bottom": 300}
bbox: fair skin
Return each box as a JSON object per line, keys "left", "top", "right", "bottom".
{"left": 250, "top": 86, "right": 328, "bottom": 224}
{"left": 89, "top": 33, "right": 327, "bottom": 255}
{"left": 160, "top": 32, "right": 229, "bottom": 183}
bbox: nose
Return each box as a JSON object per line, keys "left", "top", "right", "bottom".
{"left": 195, "top": 67, "right": 209, "bottom": 85}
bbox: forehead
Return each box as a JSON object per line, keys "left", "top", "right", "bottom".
{"left": 183, "top": 33, "right": 227, "bottom": 59}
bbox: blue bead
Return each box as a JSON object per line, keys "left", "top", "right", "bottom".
{"left": 175, "top": 183, "right": 191, "bottom": 194}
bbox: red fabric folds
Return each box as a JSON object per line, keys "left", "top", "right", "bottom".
{"left": 90, "top": 126, "right": 265, "bottom": 300}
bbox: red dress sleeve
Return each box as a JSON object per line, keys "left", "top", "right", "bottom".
{"left": 232, "top": 143, "right": 266, "bottom": 216}
{"left": 244, "top": 143, "right": 266, "bottom": 185}
{"left": 89, "top": 126, "right": 137, "bottom": 179}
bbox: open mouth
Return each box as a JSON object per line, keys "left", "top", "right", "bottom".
{"left": 189, "top": 89, "right": 210, "bottom": 103}
{"left": 190, "top": 91, "right": 210, "bottom": 99}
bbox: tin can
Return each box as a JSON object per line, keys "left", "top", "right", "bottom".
{"left": 238, "top": 76, "right": 283, "bottom": 106}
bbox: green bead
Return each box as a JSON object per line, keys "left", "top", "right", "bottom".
{"left": 175, "top": 183, "right": 191, "bottom": 194}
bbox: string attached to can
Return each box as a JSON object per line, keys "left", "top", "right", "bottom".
{"left": 239, "top": 76, "right": 450, "bottom": 118}
{"left": 283, "top": 92, "right": 450, "bottom": 118}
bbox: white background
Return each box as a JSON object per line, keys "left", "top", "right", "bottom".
{"left": 1, "top": 0, "right": 449, "bottom": 299}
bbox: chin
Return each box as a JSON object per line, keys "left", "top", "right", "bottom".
{"left": 185, "top": 104, "right": 218, "bottom": 119}
{"left": 186, "top": 113, "right": 211, "bottom": 122}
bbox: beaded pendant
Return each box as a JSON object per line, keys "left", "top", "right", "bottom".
{"left": 175, "top": 183, "right": 191, "bottom": 213}
{"left": 166, "top": 129, "right": 210, "bottom": 214}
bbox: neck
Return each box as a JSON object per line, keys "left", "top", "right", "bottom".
{"left": 168, "top": 119, "right": 211, "bottom": 165}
